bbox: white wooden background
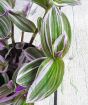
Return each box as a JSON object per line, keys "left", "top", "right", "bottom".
{"left": 13, "top": 0, "right": 88, "bottom": 105}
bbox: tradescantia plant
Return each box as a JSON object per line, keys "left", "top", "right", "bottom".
{"left": 0, "top": 0, "right": 80, "bottom": 105}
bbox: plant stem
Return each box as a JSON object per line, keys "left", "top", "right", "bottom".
{"left": 11, "top": 22, "right": 15, "bottom": 46}
{"left": 29, "top": 10, "right": 47, "bottom": 45}
{"left": 54, "top": 90, "right": 57, "bottom": 105}
{"left": 21, "top": 31, "right": 24, "bottom": 43}
{"left": 29, "top": 29, "right": 38, "bottom": 45}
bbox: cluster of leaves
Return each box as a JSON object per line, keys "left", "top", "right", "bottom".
{"left": 0, "top": 0, "right": 79, "bottom": 105}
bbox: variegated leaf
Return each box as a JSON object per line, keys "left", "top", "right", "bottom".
{"left": 5, "top": 0, "right": 16, "bottom": 8}
{"left": 0, "top": 16, "right": 11, "bottom": 39}
{"left": 40, "top": 6, "right": 72, "bottom": 57}
{"left": 40, "top": 6, "right": 62, "bottom": 57}
{"left": 24, "top": 47, "right": 45, "bottom": 61}
{"left": 16, "top": 58, "right": 45, "bottom": 87}
{"left": 0, "top": 0, "right": 12, "bottom": 10}
{"left": 8, "top": 11, "right": 36, "bottom": 32}
{"left": 0, "top": 81, "right": 15, "bottom": 98}
{"left": 26, "top": 57, "right": 64, "bottom": 103}
{"left": 61, "top": 12, "right": 71, "bottom": 56}
{"left": 12, "top": 95, "right": 28, "bottom": 105}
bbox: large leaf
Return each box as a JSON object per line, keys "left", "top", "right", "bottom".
{"left": 26, "top": 57, "right": 64, "bottom": 102}
{"left": 40, "top": 6, "right": 62, "bottom": 57}
{"left": 8, "top": 11, "right": 36, "bottom": 32}
{"left": 40, "top": 6, "right": 72, "bottom": 57}
{"left": 16, "top": 58, "right": 45, "bottom": 87}
{"left": 0, "top": 16, "right": 11, "bottom": 39}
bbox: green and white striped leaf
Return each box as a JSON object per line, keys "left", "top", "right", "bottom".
{"left": 12, "top": 95, "right": 28, "bottom": 105}
{"left": 61, "top": 12, "right": 71, "bottom": 56}
{"left": 0, "top": 0, "right": 12, "bottom": 10}
{"left": 8, "top": 11, "right": 36, "bottom": 32}
{"left": 24, "top": 47, "right": 45, "bottom": 60}
{"left": 0, "top": 82, "right": 15, "bottom": 98}
{"left": 26, "top": 57, "right": 64, "bottom": 103}
{"left": 0, "top": 16, "right": 11, "bottom": 39}
{"left": 40, "top": 6, "right": 62, "bottom": 57}
{"left": 40, "top": 6, "right": 72, "bottom": 57}
{"left": 52, "top": 0, "right": 80, "bottom": 6}
{"left": 5, "top": 0, "right": 16, "bottom": 8}
{"left": 16, "top": 58, "right": 45, "bottom": 87}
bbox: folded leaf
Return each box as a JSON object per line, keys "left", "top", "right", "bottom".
{"left": 61, "top": 12, "right": 71, "bottom": 56}
{"left": 26, "top": 58, "right": 64, "bottom": 102}
{"left": 8, "top": 11, "right": 36, "bottom": 32}
{"left": 16, "top": 58, "right": 45, "bottom": 87}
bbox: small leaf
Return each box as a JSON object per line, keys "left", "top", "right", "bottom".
{"left": 53, "top": 34, "right": 64, "bottom": 53}
{"left": 24, "top": 47, "right": 45, "bottom": 61}
{"left": 8, "top": 11, "right": 36, "bottom": 32}
{"left": 12, "top": 95, "right": 28, "bottom": 105}
{"left": 16, "top": 58, "right": 45, "bottom": 87}
{"left": 0, "top": 81, "right": 15, "bottom": 98}
{"left": 26, "top": 58, "right": 64, "bottom": 102}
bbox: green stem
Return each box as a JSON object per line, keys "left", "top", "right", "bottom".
{"left": 29, "top": 29, "right": 38, "bottom": 45}
{"left": 11, "top": 22, "right": 15, "bottom": 46}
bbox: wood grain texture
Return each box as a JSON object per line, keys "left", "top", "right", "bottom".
{"left": 13, "top": 0, "right": 88, "bottom": 105}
